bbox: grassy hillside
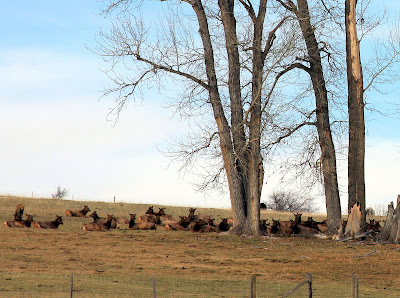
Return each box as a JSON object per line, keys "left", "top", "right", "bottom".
{"left": 0, "top": 195, "right": 398, "bottom": 297}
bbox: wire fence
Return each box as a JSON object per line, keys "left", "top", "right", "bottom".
{"left": 0, "top": 271, "right": 363, "bottom": 297}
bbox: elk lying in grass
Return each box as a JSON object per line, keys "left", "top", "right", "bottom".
{"left": 218, "top": 218, "right": 231, "bottom": 232}
{"left": 129, "top": 214, "right": 156, "bottom": 230}
{"left": 33, "top": 215, "right": 63, "bottom": 229}
{"left": 14, "top": 203, "right": 25, "bottom": 221}
{"left": 366, "top": 219, "right": 382, "bottom": 233}
{"left": 189, "top": 218, "right": 208, "bottom": 232}
{"left": 178, "top": 216, "right": 191, "bottom": 229}
{"left": 164, "top": 220, "right": 187, "bottom": 231}
{"left": 138, "top": 214, "right": 158, "bottom": 224}
{"left": 3, "top": 214, "right": 35, "bottom": 228}
{"left": 65, "top": 205, "right": 90, "bottom": 217}
{"left": 82, "top": 214, "right": 113, "bottom": 231}
{"left": 187, "top": 207, "right": 211, "bottom": 223}
{"left": 90, "top": 211, "right": 119, "bottom": 229}
{"left": 293, "top": 212, "right": 302, "bottom": 225}
{"left": 260, "top": 219, "right": 269, "bottom": 232}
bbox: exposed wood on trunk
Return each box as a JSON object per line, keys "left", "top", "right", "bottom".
{"left": 344, "top": 202, "right": 362, "bottom": 238}
{"left": 376, "top": 195, "right": 400, "bottom": 243}
{"left": 345, "top": 0, "right": 366, "bottom": 230}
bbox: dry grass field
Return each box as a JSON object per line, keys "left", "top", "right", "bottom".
{"left": 0, "top": 195, "right": 399, "bottom": 297}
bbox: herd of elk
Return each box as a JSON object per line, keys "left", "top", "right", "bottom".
{"left": 3, "top": 214, "right": 35, "bottom": 228}
{"left": 3, "top": 203, "right": 35, "bottom": 228}
{"left": 2, "top": 203, "right": 383, "bottom": 236}
{"left": 135, "top": 207, "right": 232, "bottom": 233}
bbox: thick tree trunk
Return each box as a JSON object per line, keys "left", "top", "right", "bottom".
{"left": 296, "top": 0, "right": 342, "bottom": 234}
{"left": 194, "top": 0, "right": 265, "bottom": 236}
{"left": 345, "top": 0, "right": 366, "bottom": 230}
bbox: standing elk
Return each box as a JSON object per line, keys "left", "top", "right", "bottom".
{"left": 14, "top": 203, "right": 25, "bottom": 221}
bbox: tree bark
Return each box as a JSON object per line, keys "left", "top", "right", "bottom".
{"left": 294, "top": 0, "right": 342, "bottom": 234}
{"left": 193, "top": 0, "right": 267, "bottom": 236}
{"left": 345, "top": 0, "right": 366, "bottom": 230}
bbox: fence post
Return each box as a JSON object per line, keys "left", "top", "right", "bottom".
{"left": 306, "top": 273, "right": 312, "bottom": 298}
{"left": 114, "top": 196, "right": 116, "bottom": 203}
{"left": 152, "top": 277, "right": 157, "bottom": 298}
{"left": 250, "top": 275, "right": 256, "bottom": 298}
{"left": 70, "top": 272, "right": 74, "bottom": 298}
{"left": 351, "top": 273, "right": 359, "bottom": 298}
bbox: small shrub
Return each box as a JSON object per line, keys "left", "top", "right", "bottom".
{"left": 366, "top": 207, "right": 375, "bottom": 216}
{"left": 265, "top": 190, "right": 316, "bottom": 213}
{"left": 51, "top": 186, "right": 69, "bottom": 199}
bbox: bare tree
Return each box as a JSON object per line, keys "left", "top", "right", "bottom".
{"left": 95, "top": 0, "right": 295, "bottom": 236}
{"left": 276, "top": 0, "right": 342, "bottom": 234}
{"left": 51, "top": 186, "right": 69, "bottom": 199}
{"left": 266, "top": 190, "right": 316, "bottom": 212}
{"left": 345, "top": 0, "right": 366, "bottom": 230}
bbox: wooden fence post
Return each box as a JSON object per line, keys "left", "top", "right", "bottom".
{"left": 250, "top": 275, "right": 256, "bottom": 298}
{"left": 351, "top": 272, "right": 359, "bottom": 298}
{"left": 70, "top": 272, "right": 74, "bottom": 298}
{"left": 306, "top": 273, "right": 312, "bottom": 298}
{"left": 152, "top": 277, "right": 157, "bottom": 298}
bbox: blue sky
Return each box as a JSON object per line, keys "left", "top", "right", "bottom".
{"left": 0, "top": 1, "right": 399, "bottom": 213}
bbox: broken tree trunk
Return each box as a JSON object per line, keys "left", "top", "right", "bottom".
{"left": 344, "top": 202, "right": 362, "bottom": 238}
{"left": 376, "top": 195, "right": 400, "bottom": 243}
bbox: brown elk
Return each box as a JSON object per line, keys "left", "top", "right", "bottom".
{"left": 269, "top": 219, "right": 281, "bottom": 234}
{"left": 3, "top": 214, "right": 35, "bottom": 228}
{"left": 293, "top": 212, "right": 302, "bottom": 225}
{"left": 33, "top": 215, "right": 63, "bottom": 229}
{"left": 90, "top": 211, "right": 119, "bottom": 229}
{"left": 366, "top": 219, "right": 382, "bottom": 232}
{"left": 178, "top": 216, "right": 191, "bottom": 229}
{"left": 188, "top": 208, "right": 198, "bottom": 222}
{"left": 145, "top": 206, "right": 155, "bottom": 215}
{"left": 218, "top": 218, "right": 231, "bottom": 232}
{"left": 129, "top": 214, "right": 156, "bottom": 230}
{"left": 65, "top": 205, "right": 90, "bottom": 217}
{"left": 138, "top": 214, "right": 158, "bottom": 224}
{"left": 164, "top": 220, "right": 187, "bottom": 231}
{"left": 189, "top": 218, "right": 208, "bottom": 232}
{"left": 198, "top": 218, "right": 217, "bottom": 233}
{"left": 14, "top": 203, "right": 25, "bottom": 221}
{"left": 82, "top": 214, "right": 113, "bottom": 231}
{"left": 156, "top": 207, "right": 166, "bottom": 216}
{"left": 260, "top": 219, "right": 269, "bottom": 232}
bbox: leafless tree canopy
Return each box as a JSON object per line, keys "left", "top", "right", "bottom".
{"left": 93, "top": 0, "right": 400, "bottom": 235}
{"left": 51, "top": 186, "right": 69, "bottom": 199}
{"left": 265, "top": 190, "right": 316, "bottom": 213}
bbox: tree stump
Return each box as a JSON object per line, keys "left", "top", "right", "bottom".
{"left": 376, "top": 195, "right": 400, "bottom": 243}
{"left": 344, "top": 202, "right": 362, "bottom": 238}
